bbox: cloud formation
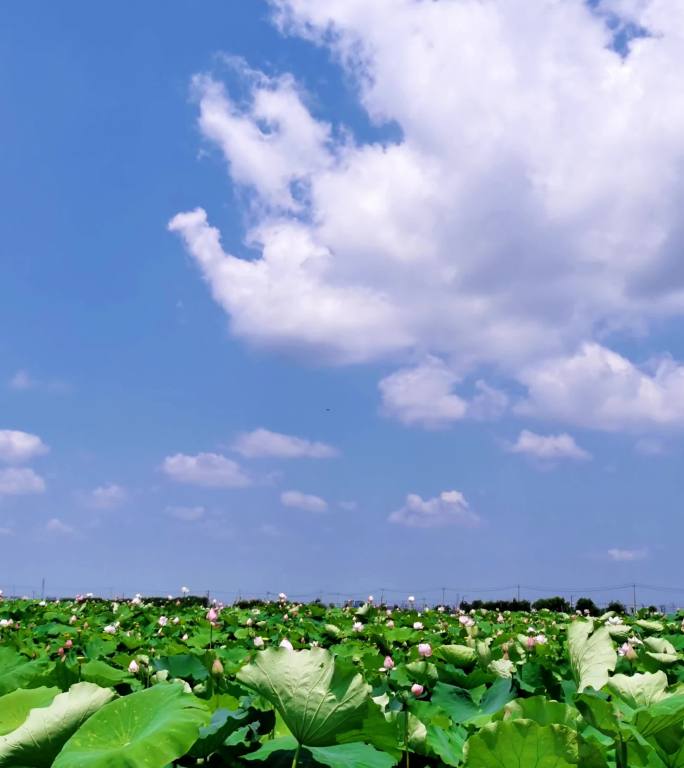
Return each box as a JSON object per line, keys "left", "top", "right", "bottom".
{"left": 233, "top": 428, "right": 338, "bottom": 458}
{"left": 163, "top": 453, "right": 251, "bottom": 488}
{"left": 280, "top": 489, "right": 328, "bottom": 512}
{"left": 84, "top": 484, "right": 127, "bottom": 509}
{"left": 171, "top": 0, "right": 684, "bottom": 433}
{"left": 607, "top": 547, "right": 648, "bottom": 562}
{"left": 388, "top": 490, "right": 479, "bottom": 528}
{"left": 509, "top": 429, "right": 591, "bottom": 462}
{"left": 0, "top": 430, "right": 49, "bottom": 464}
{"left": 0, "top": 467, "right": 46, "bottom": 495}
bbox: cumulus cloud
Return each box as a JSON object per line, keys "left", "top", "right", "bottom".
{"left": 508, "top": 429, "right": 591, "bottom": 461}
{"left": 0, "top": 468, "right": 46, "bottom": 495}
{"left": 83, "top": 483, "right": 127, "bottom": 509}
{"left": 170, "top": 0, "right": 684, "bottom": 432}
{"left": 0, "top": 430, "right": 49, "bottom": 464}
{"left": 607, "top": 547, "right": 648, "bottom": 562}
{"left": 233, "top": 427, "right": 338, "bottom": 458}
{"left": 388, "top": 490, "right": 480, "bottom": 528}
{"left": 519, "top": 343, "right": 684, "bottom": 431}
{"left": 379, "top": 358, "right": 508, "bottom": 428}
{"left": 280, "top": 489, "right": 328, "bottom": 512}
{"left": 45, "top": 517, "right": 75, "bottom": 535}
{"left": 165, "top": 505, "right": 206, "bottom": 522}
{"left": 162, "top": 452, "right": 251, "bottom": 488}
{"left": 8, "top": 371, "right": 34, "bottom": 391}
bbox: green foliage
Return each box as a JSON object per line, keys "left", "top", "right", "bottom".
{"left": 0, "top": 595, "right": 682, "bottom": 766}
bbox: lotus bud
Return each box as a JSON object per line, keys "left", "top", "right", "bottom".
{"left": 418, "top": 642, "right": 432, "bottom": 658}
{"left": 279, "top": 638, "right": 293, "bottom": 650}
{"left": 128, "top": 659, "right": 139, "bottom": 673}
{"left": 411, "top": 683, "right": 424, "bottom": 696}
{"left": 254, "top": 636, "right": 265, "bottom": 648}
{"left": 206, "top": 608, "right": 218, "bottom": 623}
{"left": 384, "top": 656, "right": 395, "bottom": 670}
{"left": 211, "top": 658, "right": 224, "bottom": 676}
{"left": 64, "top": 639, "right": 73, "bottom": 649}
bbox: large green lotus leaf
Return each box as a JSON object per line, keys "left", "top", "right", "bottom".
{"left": 631, "top": 694, "right": 684, "bottom": 738}
{"left": 435, "top": 645, "right": 477, "bottom": 667}
{"left": 567, "top": 620, "right": 616, "bottom": 692}
{"left": 307, "top": 742, "right": 396, "bottom": 768}
{"left": 635, "top": 620, "right": 664, "bottom": 634}
{"left": 432, "top": 678, "right": 513, "bottom": 726}
{"left": 243, "top": 735, "right": 297, "bottom": 761}
{"left": 80, "top": 660, "right": 131, "bottom": 687}
{"left": 425, "top": 724, "right": 466, "bottom": 766}
{"left": 0, "top": 682, "right": 114, "bottom": 767}
{"left": 236, "top": 648, "right": 370, "bottom": 746}
{"left": 495, "top": 696, "right": 579, "bottom": 727}
{"left": 0, "top": 649, "right": 51, "bottom": 696}
{"left": 607, "top": 672, "right": 669, "bottom": 709}
{"left": 53, "top": 684, "right": 209, "bottom": 768}
{"left": 0, "top": 687, "right": 59, "bottom": 735}
{"left": 463, "top": 719, "right": 579, "bottom": 767}
{"left": 154, "top": 654, "right": 209, "bottom": 681}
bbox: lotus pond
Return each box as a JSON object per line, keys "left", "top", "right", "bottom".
{"left": 1, "top": 596, "right": 684, "bottom": 767}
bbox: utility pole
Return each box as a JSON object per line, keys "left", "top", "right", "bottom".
{"left": 516, "top": 584, "right": 521, "bottom": 602}
{"left": 441, "top": 586, "right": 446, "bottom": 606}
{"left": 41, "top": 577, "right": 45, "bottom": 600}
{"left": 632, "top": 584, "right": 637, "bottom": 615}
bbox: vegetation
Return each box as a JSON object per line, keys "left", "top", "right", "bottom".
{"left": 0, "top": 595, "right": 683, "bottom": 766}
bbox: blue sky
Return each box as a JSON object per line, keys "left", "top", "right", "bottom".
{"left": 2, "top": 0, "right": 684, "bottom": 606}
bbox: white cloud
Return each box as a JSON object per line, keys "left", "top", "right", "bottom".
{"left": 8, "top": 370, "right": 34, "bottom": 391}
{"left": 280, "top": 489, "right": 328, "bottom": 512}
{"left": 388, "top": 490, "right": 480, "bottom": 528}
{"left": 165, "top": 505, "right": 206, "bottom": 522}
{"left": 162, "top": 453, "right": 251, "bottom": 488}
{"left": 509, "top": 429, "right": 591, "bottom": 461}
{"left": 171, "top": 0, "right": 684, "bottom": 432}
{"left": 84, "top": 484, "right": 127, "bottom": 509}
{"left": 519, "top": 343, "right": 684, "bottom": 431}
{"left": 379, "top": 358, "right": 508, "bottom": 428}
{"left": 0, "top": 468, "right": 45, "bottom": 495}
{"left": 45, "top": 517, "right": 75, "bottom": 535}
{"left": 233, "top": 428, "right": 338, "bottom": 458}
{"left": 7, "top": 371, "right": 69, "bottom": 394}
{"left": 607, "top": 547, "right": 648, "bottom": 562}
{"left": 0, "top": 430, "right": 49, "bottom": 464}
{"left": 379, "top": 358, "right": 467, "bottom": 428}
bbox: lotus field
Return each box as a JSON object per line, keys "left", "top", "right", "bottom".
{"left": 2, "top": 595, "right": 684, "bottom": 767}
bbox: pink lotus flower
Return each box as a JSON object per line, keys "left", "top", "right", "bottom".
{"left": 206, "top": 608, "right": 218, "bottom": 623}
{"left": 254, "top": 636, "right": 265, "bottom": 648}
{"left": 526, "top": 635, "right": 537, "bottom": 649}
{"left": 279, "top": 638, "right": 293, "bottom": 650}
{"left": 386, "top": 620, "right": 395, "bottom": 628}
{"left": 384, "top": 656, "right": 395, "bottom": 670}
{"left": 352, "top": 621, "right": 364, "bottom": 632}
{"left": 413, "top": 621, "right": 423, "bottom": 630}
{"left": 158, "top": 616, "right": 168, "bottom": 627}
{"left": 411, "top": 683, "right": 424, "bottom": 696}
{"left": 418, "top": 643, "right": 432, "bottom": 658}
{"left": 128, "top": 660, "right": 139, "bottom": 673}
